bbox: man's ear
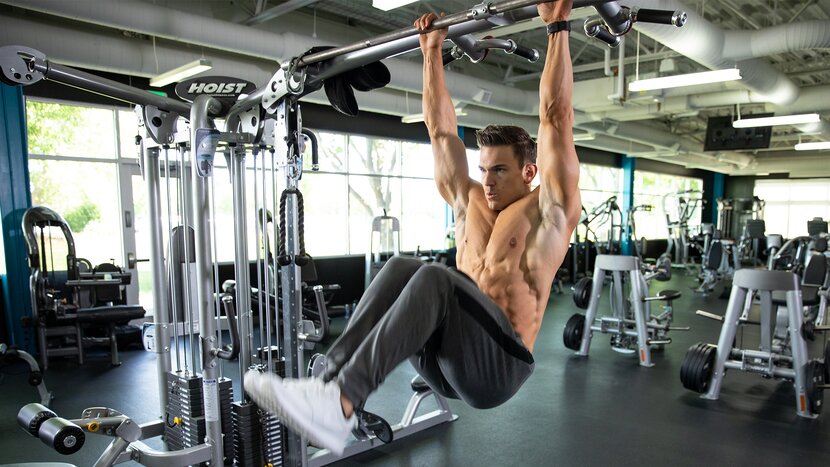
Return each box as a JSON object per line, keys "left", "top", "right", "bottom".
{"left": 523, "top": 163, "right": 538, "bottom": 183}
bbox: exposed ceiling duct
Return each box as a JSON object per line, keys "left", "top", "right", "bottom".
{"left": 3, "top": 0, "right": 830, "bottom": 176}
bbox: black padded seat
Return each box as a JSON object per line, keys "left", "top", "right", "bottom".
{"left": 772, "top": 286, "right": 820, "bottom": 307}
{"left": 76, "top": 305, "right": 145, "bottom": 324}
{"left": 657, "top": 289, "right": 682, "bottom": 301}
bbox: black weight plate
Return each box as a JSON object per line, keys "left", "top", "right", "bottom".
{"left": 572, "top": 277, "right": 593, "bottom": 309}
{"left": 680, "top": 343, "right": 703, "bottom": 391}
{"left": 696, "top": 344, "right": 716, "bottom": 393}
{"left": 681, "top": 343, "right": 708, "bottom": 393}
{"left": 563, "top": 313, "right": 586, "bottom": 351}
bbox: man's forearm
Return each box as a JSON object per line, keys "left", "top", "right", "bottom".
{"left": 422, "top": 47, "right": 458, "bottom": 137}
{"left": 539, "top": 27, "right": 574, "bottom": 125}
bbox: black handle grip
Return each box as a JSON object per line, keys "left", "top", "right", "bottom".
{"left": 304, "top": 285, "right": 330, "bottom": 343}
{"left": 634, "top": 9, "right": 687, "bottom": 27}
{"left": 216, "top": 294, "right": 240, "bottom": 361}
{"left": 301, "top": 128, "right": 319, "bottom": 171}
{"left": 509, "top": 41, "right": 539, "bottom": 63}
{"left": 442, "top": 50, "right": 457, "bottom": 66}
{"left": 590, "top": 27, "right": 621, "bottom": 48}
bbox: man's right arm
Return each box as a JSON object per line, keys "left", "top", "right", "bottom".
{"left": 417, "top": 13, "right": 473, "bottom": 209}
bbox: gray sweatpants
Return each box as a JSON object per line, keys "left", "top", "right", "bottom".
{"left": 321, "top": 256, "right": 535, "bottom": 409}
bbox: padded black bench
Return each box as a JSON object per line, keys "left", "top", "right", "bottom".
{"left": 76, "top": 304, "right": 146, "bottom": 366}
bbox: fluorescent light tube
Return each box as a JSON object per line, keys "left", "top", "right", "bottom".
{"left": 401, "top": 107, "right": 466, "bottom": 124}
{"left": 572, "top": 132, "right": 596, "bottom": 142}
{"left": 794, "top": 141, "right": 830, "bottom": 151}
{"left": 628, "top": 68, "right": 741, "bottom": 92}
{"left": 150, "top": 59, "right": 212, "bottom": 87}
{"left": 733, "top": 113, "right": 821, "bottom": 128}
{"left": 372, "top": 0, "right": 419, "bottom": 11}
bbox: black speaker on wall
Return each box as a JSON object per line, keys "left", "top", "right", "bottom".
{"left": 704, "top": 114, "right": 773, "bottom": 151}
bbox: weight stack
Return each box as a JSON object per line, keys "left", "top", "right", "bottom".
{"left": 233, "top": 361, "right": 286, "bottom": 467}
{"left": 165, "top": 372, "right": 205, "bottom": 452}
{"left": 165, "top": 373, "right": 234, "bottom": 464}
{"left": 231, "top": 402, "right": 284, "bottom": 467}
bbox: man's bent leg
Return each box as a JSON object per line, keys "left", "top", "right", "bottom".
{"left": 336, "top": 264, "right": 460, "bottom": 408}
{"left": 322, "top": 256, "right": 424, "bottom": 381}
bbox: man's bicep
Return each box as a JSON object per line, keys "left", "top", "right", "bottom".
{"left": 536, "top": 121, "right": 581, "bottom": 227}
{"left": 432, "top": 133, "right": 473, "bottom": 204}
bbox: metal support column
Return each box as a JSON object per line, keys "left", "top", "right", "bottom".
{"left": 143, "top": 144, "right": 172, "bottom": 416}
{"left": 189, "top": 95, "right": 224, "bottom": 464}
{"left": 0, "top": 83, "right": 33, "bottom": 350}
{"left": 621, "top": 155, "right": 635, "bottom": 256}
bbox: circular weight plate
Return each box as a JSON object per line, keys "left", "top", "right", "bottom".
{"left": 572, "top": 277, "right": 593, "bottom": 309}
{"left": 805, "top": 360, "right": 825, "bottom": 415}
{"left": 695, "top": 344, "right": 716, "bottom": 393}
{"left": 307, "top": 353, "right": 327, "bottom": 378}
{"left": 680, "top": 343, "right": 707, "bottom": 393}
{"left": 563, "top": 313, "right": 586, "bottom": 351}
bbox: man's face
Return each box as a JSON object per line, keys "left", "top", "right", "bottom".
{"left": 479, "top": 145, "right": 535, "bottom": 211}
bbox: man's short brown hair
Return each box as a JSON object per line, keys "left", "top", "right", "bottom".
{"left": 475, "top": 125, "right": 537, "bottom": 166}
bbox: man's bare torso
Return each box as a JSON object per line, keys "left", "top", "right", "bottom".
{"left": 455, "top": 185, "right": 568, "bottom": 353}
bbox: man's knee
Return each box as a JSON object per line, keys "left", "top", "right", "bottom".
{"left": 384, "top": 255, "right": 425, "bottom": 272}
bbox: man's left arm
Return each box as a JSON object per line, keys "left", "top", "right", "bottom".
{"left": 536, "top": 1, "right": 581, "bottom": 236}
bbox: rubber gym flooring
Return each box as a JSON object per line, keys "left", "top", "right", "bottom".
{"left": 1, "top": 269, "right": 828, "bottom": 466}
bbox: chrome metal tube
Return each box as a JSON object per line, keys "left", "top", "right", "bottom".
{"left": 189, "top": 95, "right": 224, "bottom": 465}
{"left": 144, "top": 144, "right": 171, "bottom": 416}
{"left": 230, "top": 146, "right": 253, "bottom": 394}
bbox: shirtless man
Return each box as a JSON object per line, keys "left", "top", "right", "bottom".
{"left": 245, "top": 0, "right": 581, "bottom": 456}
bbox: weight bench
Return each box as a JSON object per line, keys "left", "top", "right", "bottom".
{"left": 565, "top": 254, "right": 686, "bottom": 367}
{"left": 686, "top": 269, "right": 827, "bottom": 418}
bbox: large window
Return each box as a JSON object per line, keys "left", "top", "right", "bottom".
{"left": 26, "top": 100, "right": 126, "bottom": 267}
{"left": 578, "top": 164, "right": 624, "bottom": 244}
{"left": 302, "top": 131, "right": 447, "bottom": 256}
{"left": 633, "top": 171, "right": 703, "bottom": 240}
{"left": 755, "top": 179, "right": 830, "bottom": 238}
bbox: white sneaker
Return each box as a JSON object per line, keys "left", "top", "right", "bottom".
{"left": 244, "top": 370, "right": 355, "bottom": 456}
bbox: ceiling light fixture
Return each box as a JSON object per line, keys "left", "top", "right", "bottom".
{"left": 794, "top": 141, "right": 830, "bottom": 151}
{"left": 628, "top": 68, "right": 742, "bottom": 92}
{"left": 572, "top": 132, "right": 596, "bottom": 142}
{"left": 733, "top": 113, "right": 821, "bottom": 128}
{"left": 150, "top": 59, "right": 212, "bottom": 87}
{"left": 401, "top": 106, "right": 467, "bottom": 124}
{"left": 372, "top": 0, "right": 419, "bottom": 11}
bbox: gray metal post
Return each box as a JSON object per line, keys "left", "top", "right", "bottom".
{"left": 274, "top": 99, "right": 306, "bottom": 466}
{"left": 189, "top": 95, "right": 224, "bottom": 464}
{"left": 703, "top": 284, "right": 747, "bottom": 401}
{"left": 628, "top": 268, "right": 652, "bottom": 367}
{"left": 230, "top": 146, "right": 253, "bottom": 392}
{"left": 577, "top": 265, "right": 605, "bottom": 356}
{"left": 144, "top": 144, "right": 172, "bottom": 417}
{"left": 785, "top": 289, "right": 813, "bottom": 418}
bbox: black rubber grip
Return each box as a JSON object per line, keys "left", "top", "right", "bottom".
{"left": 511, "top": 44, "right": 539, "bottom": 63}
{"left": 591, "top": 28, "right": 621, "bottom": 48}
{"left": 442, "top": 50, "right": 457, "bottom": 66}
{"left": 635, "top": 9, "right": 686, "bottom": 27}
